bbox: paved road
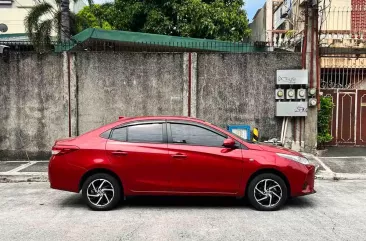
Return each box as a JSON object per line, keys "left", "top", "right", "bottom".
{"left": 1, "top": 180, "right": 365, "bottom": 241}
{"left": 321, "top": 147, "right": 366, "bottom": 157}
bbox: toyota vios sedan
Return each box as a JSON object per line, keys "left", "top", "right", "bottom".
{"left": 49, "top": 116, "right": 315, "bottom": 211}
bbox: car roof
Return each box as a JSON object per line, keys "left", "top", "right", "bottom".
{"left": 118, "top": 116, "right": 205, "bottom": 123}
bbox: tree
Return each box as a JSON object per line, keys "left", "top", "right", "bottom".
{"left": 77, "top": 4, "right": 114, "bottom": 30}
{"left": 79, "top": 0, "right": 251, "bottom": 41}
{"left": 25, "top": 0, "right": 80, "bottom": 50}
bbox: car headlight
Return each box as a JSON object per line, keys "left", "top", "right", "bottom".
{"left": 276, "top": 153, "right": 310, "bottom": 165}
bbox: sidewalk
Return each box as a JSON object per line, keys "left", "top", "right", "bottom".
{"left": 305, "top": 147, "right": 366, "bottom": 180}
{"left": 0, "top": 161, "right": 48, "bottom": 182}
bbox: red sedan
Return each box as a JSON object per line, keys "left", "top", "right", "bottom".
{"left": 49, "top": 116, "right": 315, "bottom": 211}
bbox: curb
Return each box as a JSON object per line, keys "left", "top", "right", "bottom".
{"left": 0, "top": 173, "right": 48, "bottom": 183}
{"left": 315, "top": 171, "right": 366, "bottom": 180}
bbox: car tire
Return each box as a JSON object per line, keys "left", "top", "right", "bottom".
{"left": 247, "top": 173, "right": 288, "bottom": 211}
{"left": 82, "top": 173, "right": 122, "bottom": 211}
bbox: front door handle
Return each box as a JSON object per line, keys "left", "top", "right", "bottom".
{"left": 172, "top": 153, "right": 187, "bottom": 158}
{"left": 111, "top": 151, "right": 128, "bottom": 156}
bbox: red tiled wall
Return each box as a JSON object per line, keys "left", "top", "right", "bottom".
{"left": 351, "top": 0, "right": 366, "bottom": 32}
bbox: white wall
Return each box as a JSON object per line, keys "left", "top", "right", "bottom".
{"left": 250, "top": 6, "right": 266, "bottom": 42}
{"left": 0, "top": 0, "right": 86, "bottom": 34}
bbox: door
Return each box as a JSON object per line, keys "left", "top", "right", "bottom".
{"left": 167, "top": 122, "right": 243, "bottom": 194}
{"left": 106, "top": 122, "right": 172, "bottom": 192}
{"left": 337, "top": 91, "right": 356, "bottom": 145}
{"left": 357, "top": 90, "right": 366, "bottom": 145}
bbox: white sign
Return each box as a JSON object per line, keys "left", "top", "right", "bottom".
{"left": 276, "top": 102, "right": 308, "bottom": 117}
{"left": 232, "top": 129, "right": 248, "bottom": 140}
{"left": 276, "top": 70, "right": 308, "bottom": 85}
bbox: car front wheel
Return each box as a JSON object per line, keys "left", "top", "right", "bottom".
{"left": 247, "top": 173, "right": 288, "bottom": 211}
{"left": 82, "top": 173, "right": 122, "bottom": 211}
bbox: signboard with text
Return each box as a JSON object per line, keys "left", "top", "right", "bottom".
{"left": 276, "top": 70, "right": 308, "bottom": 85}
{"left": 276, "top": 102, "right": 308, "bottom": 117}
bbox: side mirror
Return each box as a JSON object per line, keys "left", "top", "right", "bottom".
{"left": 223, "top": 138, "right": 235, "bottom": 148}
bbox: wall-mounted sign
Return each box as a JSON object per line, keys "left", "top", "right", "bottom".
{"left": 276, "top": 102, "right": 308, "bottom": 117}
{"left": 276, "top": 70, "right": 308, "bottom": 85}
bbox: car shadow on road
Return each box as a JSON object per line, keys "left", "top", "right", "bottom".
{"left": 59, "top": 194, "right": 316, "bottom": 210}
{"left": 284, "top": 197, "right": 316, "bottom": 210}
{"left": 124, "top": 196, "right": 248, "bottom": 209}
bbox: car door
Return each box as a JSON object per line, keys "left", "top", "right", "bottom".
{"left": 167, "top": 122, "right": 244, "bottom": 194}
{"left": 106, "top": 121, "right": 172, "bottom": 193}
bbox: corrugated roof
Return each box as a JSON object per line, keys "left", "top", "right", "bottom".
{"left": 0, "top": 33, "right": 28, "bottom": 41}
{"left": 55, "top": 28, "right": 267, "bottom": 53}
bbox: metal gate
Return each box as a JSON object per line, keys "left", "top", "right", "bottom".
{"left": 322, "top": 89, "right": 366, "bottom": 146}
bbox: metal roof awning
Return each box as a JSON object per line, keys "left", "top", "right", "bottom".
{"left": 55, "top": 28, "right": 268, "bottom": 53}
{"left": 0, "top": 33, "right": 29, "bottom": 42}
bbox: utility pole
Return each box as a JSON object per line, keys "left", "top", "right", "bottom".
{"left": 60, "top": 0, "right": 71, "bottom": 41}
{"left": 303, "top": 1, "right": 319, "bottom": 153}
{"left": 60, "top": 0, "right": 75, "bottom": 137}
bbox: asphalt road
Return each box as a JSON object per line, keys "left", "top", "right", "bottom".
{"left": 0, "top": 180, "right": 365, "bottom": 241}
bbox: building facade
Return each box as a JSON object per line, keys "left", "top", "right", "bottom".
{"left": 0, "top": 0, "right": 86, "bottom": 34}
{"left": 250, "top": 0, "right": 366, "bottom": 147}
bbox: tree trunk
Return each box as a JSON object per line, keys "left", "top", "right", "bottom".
{"left": 60, "top": 0, "right": 70, "bottom": 41}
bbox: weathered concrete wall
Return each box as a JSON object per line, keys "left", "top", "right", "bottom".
{"left": 76, "top": 52, "right": 185, "bottom": 134}
{"left": 196, "top": 53, "right": 302, "bottom": 140}
{"left": 0, "top": 54, "right": 68, "bottom": 160}
{"left": 0, "top": 51, "right": 302, "bottom": 160}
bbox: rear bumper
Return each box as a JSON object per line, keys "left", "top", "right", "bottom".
{"left": 48, "top": 156, "right": 85, "bottom": 193}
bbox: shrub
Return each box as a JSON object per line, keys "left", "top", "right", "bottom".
{"left": 317, "top": 96, "right": 334, "bottom": 149}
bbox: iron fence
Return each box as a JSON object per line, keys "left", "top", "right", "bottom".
{"left": 0, "top": 39, "right": 269, "bottom": 54}
{"left": 320, "top": 55, "right": 366, "bottom": 89}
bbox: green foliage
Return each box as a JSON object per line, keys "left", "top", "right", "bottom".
{"left": 79, "top": 0, "right": 251, "bottom": 41}
{"left": 317, "top": 96, "right": 334, "bottom": 149}
{"left": 24, "top": 0, "right": 80, "bottom": 51}
{"left": 77, "top": 4, "right": 114, "bottom": 31}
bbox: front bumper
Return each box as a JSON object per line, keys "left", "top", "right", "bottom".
{"left": 289, "top": 164, "right": 316, "bottom": 197}
{"left": 299, "top": 164, "right": 316, "bottom": 196}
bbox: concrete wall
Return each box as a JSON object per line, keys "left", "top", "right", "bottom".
{"left": 0, "top": 54, "right": 68, "bottom": 159}
{"left": 0, "top": 51, "right": 301, "bottom": 160}
{"left": 196, "top": 53, "right": 302, "bottom": 140}
{"left": 76, "top": 52, "right": 186, "bottom": 134}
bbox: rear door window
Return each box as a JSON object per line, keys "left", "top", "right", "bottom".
{"left": 110, "top": 123, "right": 164, "bottom": 143}
{"left": 110, "top": 127, "right": 127, "bottom": 142}
{"left": 127, "top": 123, "right": 164, "bottom": 143}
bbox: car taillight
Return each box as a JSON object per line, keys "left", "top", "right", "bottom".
{"left": 51, "top": 150, "right": 61, "bottom": 155}
{"left": 51, "top": 146, "right": 79, "bottom": 156}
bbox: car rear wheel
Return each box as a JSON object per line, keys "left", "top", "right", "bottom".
{"left": 247, "top": 173, "right": 288, "bottom": 211}
{"left": 82, "top": 173, "right": 122, "bottom": 211}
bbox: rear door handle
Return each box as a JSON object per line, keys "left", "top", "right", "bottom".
{"left": 111, "top": 151, "right": 128, "bottom": 156}
{"left": 172, "top": 153, "right": 187, "bottom": 158}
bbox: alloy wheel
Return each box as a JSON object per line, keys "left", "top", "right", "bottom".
{"left": 254, "top": 179, "right": 282, "bottom": 208}
{"left": 87, "top": 179, "right": 115, "bottom": 207}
